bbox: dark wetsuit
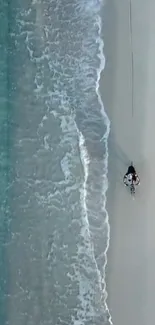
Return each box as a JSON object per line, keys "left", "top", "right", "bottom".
{"left": 127, "top": 165, "right": 136, "bottom": 175}
{"left": 124, "top": 165, "right": 140, "bottom": 186}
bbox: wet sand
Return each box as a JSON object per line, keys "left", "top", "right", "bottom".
{"left": 101, "top": 0, "right": 155, "bottom": 324}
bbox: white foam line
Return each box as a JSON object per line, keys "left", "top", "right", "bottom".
{"left": 78, "top": 131, "right": 90, "bottom": 236}
{"left": 76, "top": 131, "right": 104, "bottom": 321}
{"left": 75, "top": 9, "right": 112, "bottom": 322}
{"left": 78, "top": 131, "right": 110, "bottom": 305}
{"left": 96, "top": 12, "right": 113, "bottom": 325}
{"left": 77, "top": 8, "right": 113, "bottom": 325}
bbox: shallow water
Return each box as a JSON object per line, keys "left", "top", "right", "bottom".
{"left": 0, "top": 1, "right": 110, "bottom": 324}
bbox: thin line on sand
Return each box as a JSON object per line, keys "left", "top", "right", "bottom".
{"left": 101, "top": 0, "right": 155, "bottom": 324}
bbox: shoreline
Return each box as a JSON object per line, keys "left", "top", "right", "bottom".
{"left": 101, "top": 0, "right": 155, "bottom": 324}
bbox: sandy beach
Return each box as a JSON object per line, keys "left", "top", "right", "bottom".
{"left": 101, "top": 0, "right": 155, "bottom": 324}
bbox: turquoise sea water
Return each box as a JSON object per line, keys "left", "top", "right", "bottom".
{"left": 0, "top": 2, "right": 10, "bottom": 323}
{"left": 0, "top": 1, "right": 111, "bottom": 324}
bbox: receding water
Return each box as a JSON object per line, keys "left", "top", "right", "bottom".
{"left": 0, "top": 1, "right": 110, "bottom": 324}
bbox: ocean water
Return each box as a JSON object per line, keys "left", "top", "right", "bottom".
{"left": 0, "top": 0, "right": 111, "bottom": 324}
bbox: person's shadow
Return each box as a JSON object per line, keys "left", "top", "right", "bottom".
{"left": 107, "top": 130, "right": 147, "bottom": 209}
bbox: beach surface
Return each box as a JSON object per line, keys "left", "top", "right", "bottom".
{"left": 101, "top": 0, "right": 155, "bottom": 324}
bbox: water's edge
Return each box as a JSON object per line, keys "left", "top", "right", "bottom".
{"left": 0, "top": 1, "right": 112, "bottom": 324}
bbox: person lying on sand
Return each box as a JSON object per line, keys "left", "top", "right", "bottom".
{"left": 123, "top": 164, "right": 140, "bottom": 187}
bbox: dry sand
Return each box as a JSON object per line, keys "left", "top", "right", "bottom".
{"left": 101, "top": 0, "right": 155, "bottom": 324}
